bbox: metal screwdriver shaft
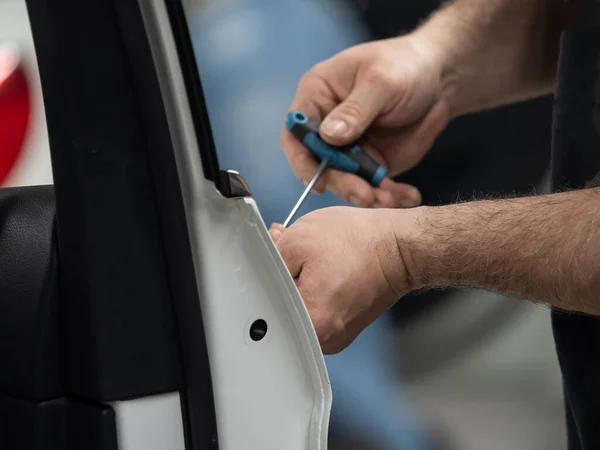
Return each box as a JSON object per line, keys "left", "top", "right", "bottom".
{"left": 283, "top": 157, "right": 330, "bottom": 227}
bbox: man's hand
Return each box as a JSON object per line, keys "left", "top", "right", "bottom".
{"left": 281, "top": 0, "right": 561, "bottom": 209}
{"left": 272, "top": 188, "right": 600, "bottom": 354}
{"left": 270, "top": 207, "right": 421, "bottom": 354}
{"left": 281, "top": 36, "right": 451, "bottom": 209}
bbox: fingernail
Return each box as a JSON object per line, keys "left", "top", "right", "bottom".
{"left": 311, "top": 189, "right": 321, "bottom": 195}
{"left": 321, "top": 118, "right": 349, "bottom": 138}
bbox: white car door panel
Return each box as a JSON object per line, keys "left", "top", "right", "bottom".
{"left": 139, "top": 1, "right": 332, "bottom": 449}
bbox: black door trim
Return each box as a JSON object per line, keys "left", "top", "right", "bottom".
{"left": 24, "top": 0, "right": 218, "bottom": 448}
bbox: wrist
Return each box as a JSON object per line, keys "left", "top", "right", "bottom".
{"left": 385, "top": 206, "right": 436, "bottom": 292}
{"left": 410, "top": 0, "right": 562, "bottom": 118}
{"left": 407, "top": 25, "right": 463, "bottom": 120}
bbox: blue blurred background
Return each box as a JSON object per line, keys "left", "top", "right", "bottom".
{"left": 189, "top": 0, "right": 354, "bottom": 226}
{"left": 186, "top": 0, "right": 566, "bottom": 449}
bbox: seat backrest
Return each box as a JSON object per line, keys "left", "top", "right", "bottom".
{"left": 0, "top": 185, "right": 67, "bottom": 449}
{"left": 0, "top": 185, "right": 60, "bottom": 400}
{"left": 0, "top": 186, "right": 122, "bottom": 450}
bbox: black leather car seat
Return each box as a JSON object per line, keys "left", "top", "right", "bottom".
{"left": 0, "top": 185, "right": 63, "bottom": 448}
{"left": 0, "top": 186, "right": 119, "bottom": 450}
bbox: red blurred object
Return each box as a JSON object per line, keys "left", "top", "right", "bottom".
{"left": 0, "top": 42, "right": 30, "bottom": 185}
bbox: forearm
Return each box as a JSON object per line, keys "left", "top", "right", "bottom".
{"left": 396, "top": 189, "right": 600, "bottom": 316}
{"left": 411, "top": 0, "right": 563, "bottom": 118}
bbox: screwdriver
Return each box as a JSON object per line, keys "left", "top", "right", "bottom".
{"left": 282, "top": 111, "right": 388, "bottom": 227}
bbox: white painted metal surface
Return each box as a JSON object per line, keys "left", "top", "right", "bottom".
{"left": 113, "top": 393, "right": 186, "bottom": 450}
{"left": 138, "top": 2, "right": 332, "bottom": 450}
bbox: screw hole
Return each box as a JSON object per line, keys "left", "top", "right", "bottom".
{"left": 294, "top": 112, "right": 307, "bottom": 122}
{"left": 249, "top": 319, "right": 268, "bottom": 342}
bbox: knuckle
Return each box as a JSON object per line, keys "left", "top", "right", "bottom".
{"left": 356, "top": 185, "right": 376, "bottom": 205}
{"left": 313, "top": 313, "right": 346, "bottom": 346}
{"left": 364, "top": 65, "right": 390, "bottom": 85}
{"left": 293, "top": 213, "right": 311, "bottom": 227}
{"left": 338, "top": 98, "right": 365, "bottom": 123}
{"left": 310, "top": 60, "right": 330, "bottom": 78}
{"left": 297, "top": 72, "right": 311, "bottom": 91}
{"left": 276, "top": 237, "right": 292, "bottom": 260}
{"left": 287, "top": 153, "right": 313, "bottom": 181}
{"left": 297, "top": 67, "right": 321, "bottom": 92}
{"left": 363, "top": 58, "right": 399, "bottom": 87}
{"left": 278, "top": 233, "right": 304, "bottom": 262}
{"left": 313, "top": 316, "right": 334, "bottom": 344}
{"left": 331, "top": 316, "right": 346, "bottom": 339}
{"left": 366, "top": 62, "right": 411, "bottom": 104}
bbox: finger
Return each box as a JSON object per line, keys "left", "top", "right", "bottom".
{"left": 373, "top": 188, "right": 395, "bottom": 208}
{"left": 280, "top": 125, "right": 327, "bottom": 193}
{"left": 269, "top": 223, "right": 285, "bottom": 243}
{"left": 271, "top": 223, "right": 286, "bottom": 233}
{"left": 375, "top": 178, "right": 422, "bottom": 208}
{"left": 360, "top": 144, "right": 420, "bottom": 207}
{"left": 276, "top": 235, "right": 304, "bottom": 279}
{"left": 318, "top": 315, "right": 348, "bottom": 355}
{"left": 323, "top": 170, "right": 421, "bottom": 208}
{"left": 320, "top": 140, "right": 414, "bottom": 208}
{"left": 319, "top": 73, "right": 391, "bottom": 146}
{"left": 281, "top": 74, "right": 339, "bottom": 193}
{"left": 382, "top": 100, "right": 450, "bottom": 174}
{"left": 318, "top": 142, "right": 381, "bottom": 206}
{"left": 325, "top": 169, "right": 377, "bottom": 207}
{"left": 295, "top": 281, "right": 338, "bottom": 350}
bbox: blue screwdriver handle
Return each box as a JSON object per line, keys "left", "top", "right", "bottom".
{"left": 285, "top": 111, "right": 388, "bottom": 187}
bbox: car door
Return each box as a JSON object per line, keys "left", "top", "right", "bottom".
{"left": 137, "top": 2, "right": 331, "bottom": 449}
{"left": 10, "top": 0, "right": 331, "bottom": 449}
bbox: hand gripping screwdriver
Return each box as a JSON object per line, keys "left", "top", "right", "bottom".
{"left": 282, "top": 111, "right": 388, "bottom": 227}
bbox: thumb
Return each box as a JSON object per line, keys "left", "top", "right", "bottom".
{"left": 319, "top": 80, "right": 389, "bottom": 146}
